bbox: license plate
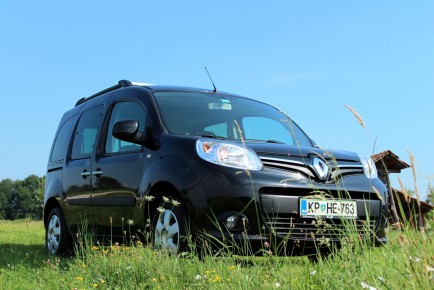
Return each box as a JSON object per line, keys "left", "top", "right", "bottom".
{"left": 299, "top": 199, "right": 357, "bottom": 219}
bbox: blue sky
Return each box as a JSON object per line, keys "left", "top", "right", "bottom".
{"left": 0, "top": 1, "right": 433, "bottom": 198}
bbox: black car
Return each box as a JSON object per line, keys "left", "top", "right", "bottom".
{"left": 44, "top": 80, "right": 388, "bottom": 255}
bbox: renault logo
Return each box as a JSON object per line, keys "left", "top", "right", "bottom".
{"left": 312, "top": 157, "right": 329, "bottom": 180}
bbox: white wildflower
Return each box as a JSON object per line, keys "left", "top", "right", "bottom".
{"left": 274, "top": 282, "right": 281, "bottom": 288}
{"left": 171, "top": 199, "right": 181, "bottom": 206}
{"left": 195, "top": 275, "right": 202, "bottom": 280}
{"left": 157, "top": 207, "right": 166, "bottom": 213}
{"left": 427, "top": 265, "right": 434, "bottom": 272}
{"left": 360, "top": 282, "right": 377, "bottom": 290}
{"left": 162, "top": 196, "right": 170, "bottom": 203}
{"left": 409, "top": 256, "right": 420, "bottom": 263}
{"left": 377, "top": 276, "right": 386, "bottom": 282}
{"left": 145, "top": 195, "right": 155, "bottom": 201}
{"left": 128, "top": 219, "right": 134, "bottom": 225}
{"left": 310, "top": 270, "right": 317, "bottom": 276}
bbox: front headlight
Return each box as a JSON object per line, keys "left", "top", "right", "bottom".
{"left": 196, "top": 139, "right": 263, "bottom": 171}
{"left": 358, "top": 155, "right": 378, "bottom": 179}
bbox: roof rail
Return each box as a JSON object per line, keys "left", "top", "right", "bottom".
{"left": 75, "top": 80, "right": 133, "bottom": 106}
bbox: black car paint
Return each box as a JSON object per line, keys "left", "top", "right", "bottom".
{"left": 44, "top": 83, "right": 388, "bottom": 253}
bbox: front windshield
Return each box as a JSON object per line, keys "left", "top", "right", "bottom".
{"left": 153, "top": 91, "right": 313, "bottom": 147}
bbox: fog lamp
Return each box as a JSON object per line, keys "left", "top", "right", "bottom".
{"left": 222, "top": 212, "right": 249, "bottom": 231}
{"left": 226, "top": 216, "right": 237, "bottom": 229}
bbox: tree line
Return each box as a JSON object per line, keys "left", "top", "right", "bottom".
{"left": 0, "top": 175, "right": 44, "bottom": 220}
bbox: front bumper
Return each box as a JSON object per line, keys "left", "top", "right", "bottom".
{"left": 185, "top": 164, "right": 389, "bottom": 251}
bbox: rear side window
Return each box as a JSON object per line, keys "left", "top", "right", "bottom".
{"left": 50, "top": 117, "right": 75, "bottom": 162}
{"left": 71, "top": 105, "right": 104, "bottom": 159}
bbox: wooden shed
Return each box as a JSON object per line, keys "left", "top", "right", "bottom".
{"left": 371, "top": 150, "right": 433, "bottom": 229}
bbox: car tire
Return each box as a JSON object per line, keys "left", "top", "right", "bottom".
{"left": 46, "top": 207, "right": 72, "bottom": 255}
{"left": 152, "top": 198, "right": 190, "bottom": 253}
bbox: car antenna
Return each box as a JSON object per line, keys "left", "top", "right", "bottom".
{"left": 205, "top": 67, "right": 218, "bottom": 93}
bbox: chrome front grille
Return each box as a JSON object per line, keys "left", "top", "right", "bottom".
{"left": 259, "top": 156, "right": 364, "bottom": 182}
{"left": 263, "top": 214, "right": 376, "bottom": 242}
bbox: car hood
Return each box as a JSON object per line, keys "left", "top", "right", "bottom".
{"left": 245, "top": 142, "right": 360, "bottom": 162}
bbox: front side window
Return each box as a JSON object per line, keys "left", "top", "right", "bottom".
{"left": 153, "top": 91, "right": 313, "bottom": 147}
{"left": 105, "top": 101, "right": 146, "bottom": 154}
{"left": 71, "top": 105, "right": 104, "bottom": 160}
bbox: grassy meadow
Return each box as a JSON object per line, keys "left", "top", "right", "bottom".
{"left": 0, "top": 218, "right": 433, "bottom": 289}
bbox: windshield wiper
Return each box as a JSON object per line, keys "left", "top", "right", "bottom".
{"left": 244, "top": 139, "right": 285, "bottom": 144}
{"left": 265, "top": 140, "right": 285, "bottom": 144}
{"left": 199, "top": 134, "right": 231, "bottom": 140}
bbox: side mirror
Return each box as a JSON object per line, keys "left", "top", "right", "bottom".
{"left": 112, "top": 120, "right": 143, "bottom": 144}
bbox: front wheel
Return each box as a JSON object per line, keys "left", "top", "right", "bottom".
{"left": 152, "top": 198, "right": 189, "bottom": 253}
{"left": 46, "top": 207, "right": 72, "bottom": 255}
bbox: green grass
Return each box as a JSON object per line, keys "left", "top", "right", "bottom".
{"left": 0, "top": 219, "right": 433, "bottom": 289}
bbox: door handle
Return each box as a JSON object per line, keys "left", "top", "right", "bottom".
{"left": 92, "top": 169, "right": 103, "bottom": 178}
{"left": 80, "top": 170, "right": 91, "bottom": 179}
